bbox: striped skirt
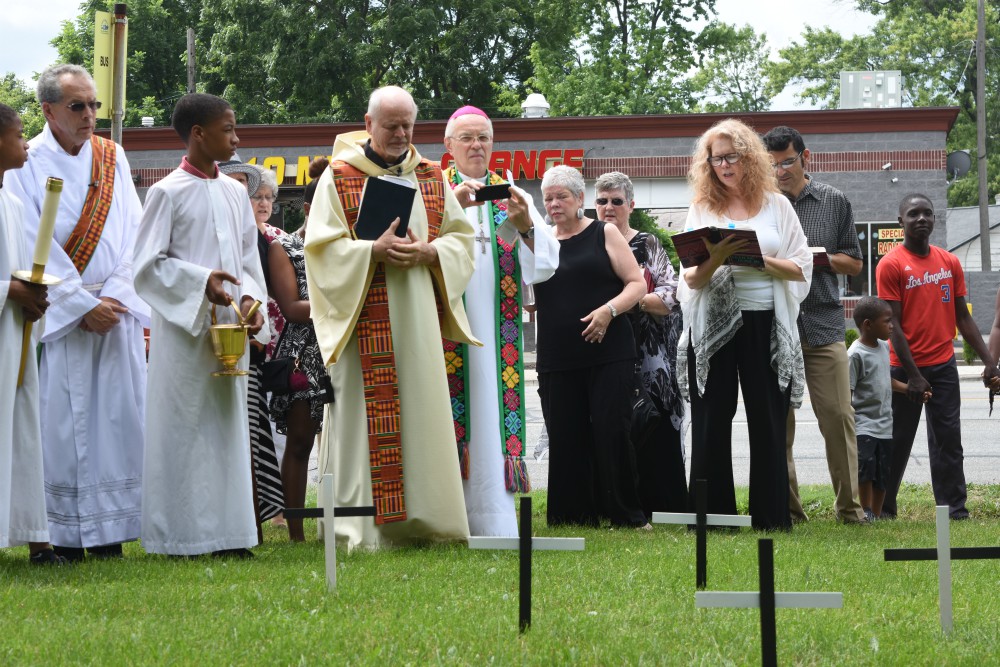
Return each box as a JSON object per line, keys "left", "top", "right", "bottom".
{"left": 249, "top": 363, "right": 285, "bottom": 521}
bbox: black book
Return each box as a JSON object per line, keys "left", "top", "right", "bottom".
{"left": 353, "top": 175, "right": 417, "bottom": 241}
{"left": 672, "top": 226, "right": 764, "bottom": 269}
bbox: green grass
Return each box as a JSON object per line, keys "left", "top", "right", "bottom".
{"left": 3, "top": 484, "right": 1000, "bottom": 665}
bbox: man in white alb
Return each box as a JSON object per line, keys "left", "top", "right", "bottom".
{"left": 6, "top": 64, "right": 148, "bottom": 561}
{"left": 442, "top": 106, "right": 558, "bottom": 536}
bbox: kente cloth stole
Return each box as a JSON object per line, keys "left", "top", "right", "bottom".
{"left": 330, "top": 160, "right": 445, "bottom": 524}
{"left": 62, "top": 135, "right": 116, "bottom": 275}
{"left": 443, "top": 168, "right": 530, "bottom": 493}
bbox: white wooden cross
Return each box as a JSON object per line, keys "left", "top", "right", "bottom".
{"left": 696, "top": 538, "right": 843, "bottom": 667}
{"left": 884, "top": 505, "right": 1000, "bottom": 633}
{"left": 282, "top": 473, "right": 375, "bottom": 591}
{"left": 652, "top": 479, "right": 752, "bottom": 588}
{"left": 468, "top": 496, "right": 585, "bottom": 632}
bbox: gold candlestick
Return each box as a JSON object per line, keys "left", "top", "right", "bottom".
{"left": 16, "top": 177, "right": 63, "bottom": 387}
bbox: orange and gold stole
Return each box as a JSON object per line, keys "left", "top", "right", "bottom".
{"left": 62, "top": 135, "right": 117, "bottom": 274}
{"left": 330, "top": 160, "right": 445, "bottom": 524}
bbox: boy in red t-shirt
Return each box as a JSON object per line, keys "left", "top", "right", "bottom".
{"left": 875, "top": 194, "right": 998, "bottom": 520}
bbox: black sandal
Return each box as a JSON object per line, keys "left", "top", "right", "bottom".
{"left": 29, "top": 549, "right": 69, "bottom": 566}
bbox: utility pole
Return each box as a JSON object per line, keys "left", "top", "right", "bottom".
{"left": 977, "top": 0, "right": 991, "bottom": 271}
{"left": 186, "top": 28, "right": 196, "bottom": 94}
{"left": 111, "top": 3, "right": 127, "bottom": 145}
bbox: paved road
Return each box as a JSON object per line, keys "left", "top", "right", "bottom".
{"left": 524, "top": 362, "right": 1000, "bottom": 490}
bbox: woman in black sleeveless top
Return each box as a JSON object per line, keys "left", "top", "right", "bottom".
{"left": 534, "top": 166, "right": 648, "bottom": 528}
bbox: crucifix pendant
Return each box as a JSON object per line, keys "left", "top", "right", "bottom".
{"left": 475, "top": 206, "right": 490, "bottom": 254}
{"left": 475, "top": 228, "right": 490, "bottom": 254}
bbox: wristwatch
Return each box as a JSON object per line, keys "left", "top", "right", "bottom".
{"left": 519, "top": 225, "right": 535, "bottom": 240}
{"left": 606, "top": 302, "right": 618, "bottom": 318}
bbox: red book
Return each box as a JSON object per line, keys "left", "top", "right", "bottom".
{"left": 810, "top": 247, "right": 831, "bottom": 269}
{"left": 672, "top": 226, "right": 763, "bottom": 269}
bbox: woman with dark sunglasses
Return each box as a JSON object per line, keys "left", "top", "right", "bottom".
{"left": 595, "top": 171, "right": 687, "bottom": 519}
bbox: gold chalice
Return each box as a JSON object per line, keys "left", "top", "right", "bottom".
{"left": 208, "top": 300, "right": 261, "bottom": 377}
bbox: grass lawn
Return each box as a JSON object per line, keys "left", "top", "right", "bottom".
{"left": 2, "top": 483, "right": 999, "bottom": 665}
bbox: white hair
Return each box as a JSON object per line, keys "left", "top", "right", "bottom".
{"left": 256, "top": 165, "right": 279, "bottom": 197}
{"left": 367, "top": 86, "right": 418, "bottom": 119}
{"left": 541, "top": 165, "right": 586, "bottom": 198}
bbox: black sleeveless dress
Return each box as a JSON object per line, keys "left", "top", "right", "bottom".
{"left": 534, "top": 221, "right": 646, "bottom": 527}
{"left": 535, "top": 221, "right": 634, "bottom": 372}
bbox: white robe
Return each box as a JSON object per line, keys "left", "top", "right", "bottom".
{"left": 455, "top": 175, "right": 558, "bottom": 536}
{"left": 0, "top": 189, "right": 49, "bottom": 548}
{"left": 133, "top": 167, "right": 269, "bottom": 555}
{"left": 5, "top": 126, "right": 149, "bottom": 548}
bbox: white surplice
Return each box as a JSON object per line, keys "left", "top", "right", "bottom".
{"left": 5, "top": 126, "right": 149, "bottom": 548}
{"left": 133, "top": 166, "right": 269, "bottom": 555}
{"left": 0, "top": 189, "right": 49, "bottom": 548}
{"left": 455, "top": 175, "right": 558, "bottom": 536}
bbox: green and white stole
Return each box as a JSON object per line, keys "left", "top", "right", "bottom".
{"left": 444, "top": 167, "right": 530, "bottom": 493}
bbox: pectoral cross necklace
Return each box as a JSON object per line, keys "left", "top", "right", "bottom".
{"left": 474, "top": 178, "right": 491, "bottom": 254}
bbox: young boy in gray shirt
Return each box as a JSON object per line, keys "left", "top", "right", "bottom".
{"left": 848, "top": 296, "right": 928, "bottom": 520}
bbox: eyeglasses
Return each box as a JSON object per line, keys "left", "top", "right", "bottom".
{"left": 452, "top": 134, "right": 493, "bottom": 145}
{"left": 251, "top": 194, "right": 275, "bottom": 203}
{"left": 595, "top": 197, "right": 626, "bottom": 206}
{"left": 707, "top": 153, "right": 741, "bottom": 167}
{"left": 771, "top": 151, "right": 803, "bottom": 170}
{"left": 65, "top": 101, "right": 102, "bottom": 113}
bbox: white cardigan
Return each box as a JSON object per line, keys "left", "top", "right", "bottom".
{"left": 676, "top": 192, "right": 813, "bottom": 408}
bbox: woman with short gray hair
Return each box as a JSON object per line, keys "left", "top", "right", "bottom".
{"left": 533, "top": 165, "right": 649, "bottom": 529}
{"left": 595, "top": 171, "right": 687, "bottom": 517}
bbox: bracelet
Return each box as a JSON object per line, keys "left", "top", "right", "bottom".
{"left": 639, "top": 297, "right": 647, "bottom": 312}
{"left": 606, "top": 302, "right": 618, "bottom": 318}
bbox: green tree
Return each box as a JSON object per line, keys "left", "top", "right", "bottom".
{"left": 629, "top": 208, "right": 678, "bottom": 271}
{"left": 525, "top": 0, "right": 720, "bottom": 116}
{"left": 196, "top": 0, "right": 573, "bottom": 123}
{"left": 690, "top": 23, "right": 771, "bottom": 113}
{"left": 49, "top": 0, "right": 196, "bottom": 127}
{"left": 0, "top": 73, "right": 45, "bottom": 137}
{"left": 767, "top": 0, "right": 1000, "bottom": 206}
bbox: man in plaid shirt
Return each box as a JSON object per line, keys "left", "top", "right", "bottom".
{"left": 763, "top": 126, "right": 867, "bottom": 524}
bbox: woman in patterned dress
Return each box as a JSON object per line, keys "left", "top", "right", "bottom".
{"left": 220, "top": 160, "right": 285, "bottom": 533}
{"left": 268, "top": 158, "right": 332, "bottom": 542}
{"left": 595, "top": 171, "right": 687, "bottom": 517}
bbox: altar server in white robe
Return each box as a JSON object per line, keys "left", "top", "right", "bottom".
{"left": 134, "top": 93, "right": 268, "bottom": 557}
{"left": 5, "top": 65, "right": 148, "bottom": 560}
{"left": 441, "top": 106, "right": 558, "bottom": 536}
{"left": 0, "top": 104, "right": 66, "bottom": 565}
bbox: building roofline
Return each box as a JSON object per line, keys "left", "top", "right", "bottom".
{"left": 947, "top": 203, "right": 1000, "bottom": 252}
{"left": 101, "top": 106, "right": 961, "bottom": 152}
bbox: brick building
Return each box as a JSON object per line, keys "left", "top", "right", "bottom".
{"left": 107, "top": 106, "right": 999, "bottom": 330}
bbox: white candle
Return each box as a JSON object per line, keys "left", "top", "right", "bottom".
{"left": 32, "top": 177, "right": 64, "bottom": 275}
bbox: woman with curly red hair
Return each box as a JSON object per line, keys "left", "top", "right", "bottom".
{"left": 677, "top": 119, "right": 812, "bottom": 531}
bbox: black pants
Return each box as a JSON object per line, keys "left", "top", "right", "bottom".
{"left": 636, "top": 415, "right": 687, "bottom": 517}
{"left": 538, "top": 360, "right": 646, "bottom": 527}
{"left": 883, "top": 359, "right": 966, "bottom": 519}
{"left": 687, "top": 310, "right": 791, "bottom": 531}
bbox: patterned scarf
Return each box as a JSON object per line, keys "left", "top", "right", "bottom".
{"left": 62, "top": 135, "right": 116, "bottom": 274}
{"left": 330, "top": 160, "right": 445, "bottom": 524}
{"left": 444, "top": 167, "right": 530, "bottom": 493}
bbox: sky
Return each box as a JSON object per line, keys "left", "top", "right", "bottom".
{"left": 2, "top": 0, "right": 878, "bottom": 111}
